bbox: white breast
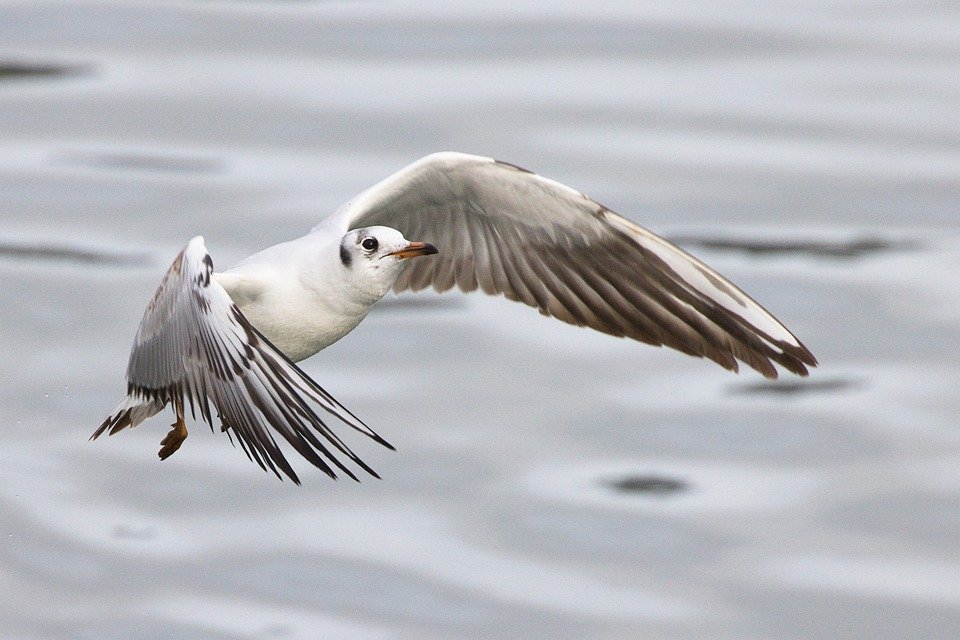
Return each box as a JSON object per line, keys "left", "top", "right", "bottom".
{"left": 213, "top": 237, "right": 376, "bottom": 363}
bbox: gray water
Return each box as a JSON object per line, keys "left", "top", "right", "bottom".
{"left": 2, "top": 2, "right": 959, "bottom": 638}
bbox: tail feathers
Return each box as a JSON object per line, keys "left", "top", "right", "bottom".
{"left": 91, "top": 396, "right": 165, "bottom": 441}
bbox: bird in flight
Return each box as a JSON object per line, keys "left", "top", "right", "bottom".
{"left": 92, "top": 152, "right": 817, "bottom": 484}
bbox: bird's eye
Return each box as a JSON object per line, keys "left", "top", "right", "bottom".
{"left": 361, "top": 237, "right": 378, "bottom": 252}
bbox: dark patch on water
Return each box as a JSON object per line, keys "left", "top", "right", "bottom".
{"left": 732, "top": 377, "right": 857, "bottom": 396}
{"left": 670, "top": 235, "right": 919, "bottom": 259}
{"left": 606, "top": 474, "right": 689, "bottom": 496}
{"left": 0, "top": 59, "right": 89, "bottom": 80}
{"left": 0, "top": 240, "right": 149, "bottom": 266}
{"left": 58, "top": 150, "right": 224, "bottom": 175}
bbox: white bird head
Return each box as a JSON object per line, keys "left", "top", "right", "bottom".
{"left": 338, "top": 226, "right": 438, "bottom": 297}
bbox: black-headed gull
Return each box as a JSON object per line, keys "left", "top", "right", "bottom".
{"left": 93, "top": 152, "right": 817, "bottom": 483}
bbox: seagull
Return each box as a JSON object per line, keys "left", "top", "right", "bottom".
{"left": 92, "top": 152, "right": 817, "bottom": 484}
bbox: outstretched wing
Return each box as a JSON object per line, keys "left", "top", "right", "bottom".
{"left": 323, "top": 152, "right": 816, "bottom": 378}
{"left": 92, "top": 236, "right": 393, "bottom": 484}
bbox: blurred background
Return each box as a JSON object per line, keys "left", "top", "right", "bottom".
{"left": 2, "top": 1, "right": 958, "bottom": 638}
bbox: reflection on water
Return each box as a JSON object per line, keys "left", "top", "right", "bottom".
{"left": 0, "top": 59, "right": 89, "bottom": 80}
{"left": 2, "top": 1, "right": 959, "bottom": 639}
{"left": 731, "top": 377, "right": 859, "bottom": 397}
{"left": 0, "top": 239, "right": 149, "bottom": 266}
{"left": 57, "top": 149, "right": 225, "bottom": 175}
{"left": 605, "top": 474, "right": 689, "bottom": 497}
{"left": 672, "top": 235, "right": 921, "bottom": 259}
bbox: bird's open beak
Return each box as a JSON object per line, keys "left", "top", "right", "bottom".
{"left": 387, "top": 241, "right": 439, "bottom": 260}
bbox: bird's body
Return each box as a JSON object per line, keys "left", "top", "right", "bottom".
{"left": 214, "top": 234, "right": 371, "bottom": 361}
{"left": 93, "top": 152, "right": 817, "bottom": 483}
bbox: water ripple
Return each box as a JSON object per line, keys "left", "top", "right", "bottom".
{"left": 0, "top": 240, "right": 148, "bottom": 267}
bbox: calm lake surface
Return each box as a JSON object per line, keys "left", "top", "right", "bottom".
{"left": 2, "top": 2, "right": 958, "bottom": 638}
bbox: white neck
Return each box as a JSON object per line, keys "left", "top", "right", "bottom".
{"left": 216, "top": 234, "right": 403, "bottom": 362}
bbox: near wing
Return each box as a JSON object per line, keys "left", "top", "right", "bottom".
{"left": 92, "top": 236, "right": 392, "bottom": 484}
{"left": 324, "top": 152, "right": 816, "bottom": 378}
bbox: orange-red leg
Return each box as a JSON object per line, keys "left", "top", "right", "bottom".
{"left": 158, "top": 399, "right": 188, "bottom": 460}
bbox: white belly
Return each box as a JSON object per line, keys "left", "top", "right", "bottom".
{"left": 239, "top": 297, "right": 368, "bottom": 362}
{"left": 213, "top": 267, "right": 374, "bottom": 363}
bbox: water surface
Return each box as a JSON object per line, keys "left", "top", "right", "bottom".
{"left": 2, "top": 2, "right": 958, "bottom": 638}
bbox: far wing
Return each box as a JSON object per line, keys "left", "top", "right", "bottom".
{"left": 324, "top": 152, "right": 817, "bottom": 378}
{"left": 93, "top": 236, "right": 392, "bottom": 484}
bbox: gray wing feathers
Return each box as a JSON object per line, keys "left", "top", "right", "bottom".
{"left": 92, "top": 237, "right": 391, "bottom": 484}
{"left": 333, "top": 152, "right": 816, "bottom": 378}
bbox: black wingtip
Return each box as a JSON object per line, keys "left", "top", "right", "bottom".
{"left": 373, "top": 434, "right": 397, "bottom": 451}
{"left": 89, "top": 422, "right": 108, "bottom": 442}
{"left": 90, "top": 409, "right": 131, "bottom": 441}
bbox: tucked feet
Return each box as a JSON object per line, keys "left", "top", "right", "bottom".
{"left": 158, "top": 415, "right": 188, "bottom": 460}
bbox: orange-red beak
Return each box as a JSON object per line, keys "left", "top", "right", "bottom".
{"left": 387, "top": 241, "right": 439, "bottom": 260}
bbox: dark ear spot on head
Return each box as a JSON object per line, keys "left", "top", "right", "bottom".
{"left": 339, "top": 243, "right": 352, "bottom": 268}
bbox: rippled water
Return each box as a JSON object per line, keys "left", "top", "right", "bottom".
{"left": 2, "top": 2, "right": 959, "bottom": 638}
